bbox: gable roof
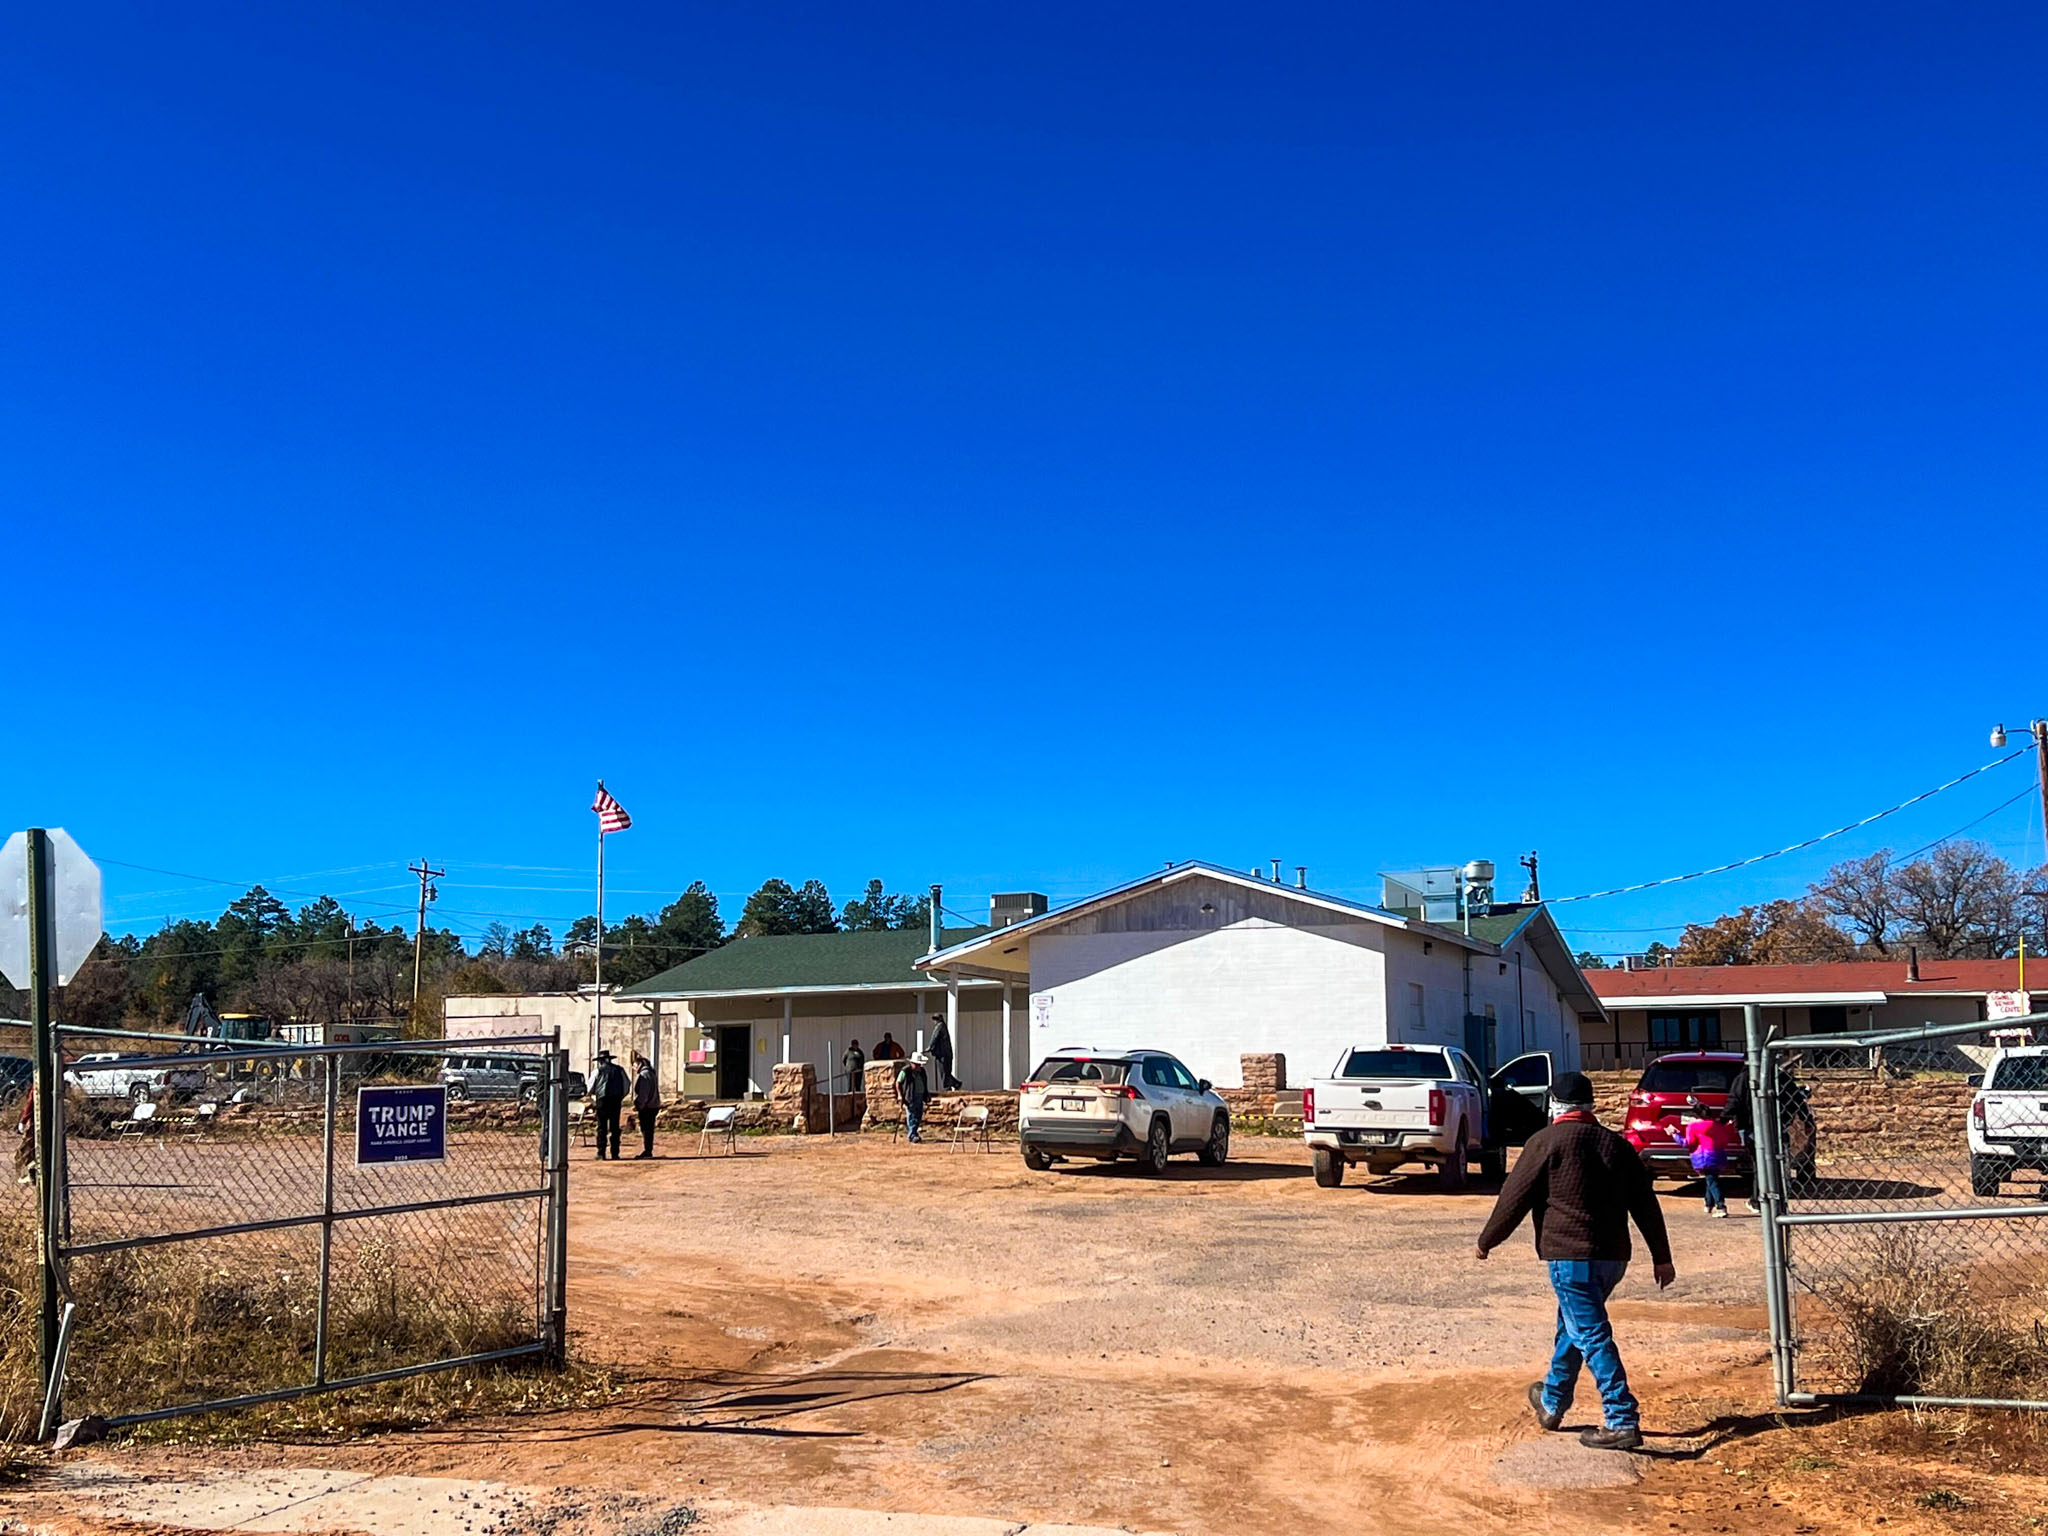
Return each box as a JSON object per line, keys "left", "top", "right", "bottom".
{"left": 1592, "top": 958, "right": 2029, "bottom": 1006}
{"left": 916, "top": 863, "right": 1606, "bottom": 1019}
{"left": 617, "top": 926, "right": 992, "bottom": 999}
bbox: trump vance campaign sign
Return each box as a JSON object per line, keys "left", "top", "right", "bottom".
{"left": 357, "top": 1084, "right": 448, "bottom": 1165}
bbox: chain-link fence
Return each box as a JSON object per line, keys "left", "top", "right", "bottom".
{"left": 1750, "top": 1008, "right": 2048, "bottom": 1410}
{"left": 16, "top": 1028, "right": 568, "bottom": 1434}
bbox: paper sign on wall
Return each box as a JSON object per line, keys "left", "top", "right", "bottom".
{"left": 1031, "top": 993, "right": 1053, "bottom": 1031}
{"left": 1988, "top": 990, "right": 2033, "bottom": 1022}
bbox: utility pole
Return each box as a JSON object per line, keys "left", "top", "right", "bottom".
{"left": 345, "top": 915, "right": 355, "bottom": 1028}
{"left": 408, "top": 859, "right": 445, "bottom": 1032}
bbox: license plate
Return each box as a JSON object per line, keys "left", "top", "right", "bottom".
{"left": 1053, "top": 1097, "right": 1087, "bottom": 1112}
{"left": 1345, "top": 1130, "right": 1397, "bottom": 1146}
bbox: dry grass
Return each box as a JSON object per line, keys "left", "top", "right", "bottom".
{"left": 1819, "top": 1227, "right": 2048, "bottom": 1403}
{"left": 0, "top": 1210, "right": 612, "bottom": 1451}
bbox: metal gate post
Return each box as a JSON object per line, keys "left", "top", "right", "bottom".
{"left": 27, "top": 829, "right": 62, "bottom": 1424}
{"left": 1745, "top": 1003, "right": 1796, "bottom": 1403}
{"left": 542, "top": 1042, "right": 569, "bottom": 1365}
{"left": 313, "top": 1050, "right": 340, "bottom": 1386}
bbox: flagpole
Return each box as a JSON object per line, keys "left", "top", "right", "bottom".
{"left": 594, "top": 785, "right": 606, "bottom": 1065}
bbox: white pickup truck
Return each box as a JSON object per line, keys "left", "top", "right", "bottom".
{"left": 1969, "top": 1043, "right": 2048, "bottom": 1195}
{"left": 1303, "top": 1044, "right": 1553, "bottom": 1190}
{"left": 65, "top": 1052, "right": 208, "bottom": 1104}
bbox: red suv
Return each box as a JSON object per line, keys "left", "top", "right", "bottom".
{"left": 1624, "top": 1050, "right": 1817, "bottom": 1184}
{"left": 1624, "top": 1051, "right": 1751, "bottom": 1181}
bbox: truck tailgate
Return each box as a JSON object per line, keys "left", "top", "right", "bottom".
{"left": 1308, "top": 1080, "right": 1433, "bottom": 1129}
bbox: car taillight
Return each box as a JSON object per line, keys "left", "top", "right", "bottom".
{"left": 1629, "top": 1093, "right": 1650, "bottom": 1107}
{"left": 1428, "top": 1088, "right": 1445, "bottom": 1127}
{"left": 1303, "top": 1087, "right": 1315, "bottom": 1123}
{"left": 1021, "top": 1082, "right": 1046, "bottom": 1091}
{"left": 1114, "top": 1084, "right": 1144, "bottom": 1100}
{"left": 1972, "top": 1099, "right": 1986, "bottom": 1127}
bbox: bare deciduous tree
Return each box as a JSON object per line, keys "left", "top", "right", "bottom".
{"left": 1812, "top": 850, "right": 1895, "bottom": 953}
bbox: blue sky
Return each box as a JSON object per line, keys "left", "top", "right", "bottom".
{"left": 5, "top": 3, "right": 2045, "bottom": 954}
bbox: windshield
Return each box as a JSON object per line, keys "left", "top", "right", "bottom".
{"left": 1638, "top": 1061, "right": 1739, "bottom": 1095}
{"left": 1340, "top": 1049, "right": 1451, "bottom": 1080}
{"left": 1989, "top": 1055, "right": 2048, "bottom": 1092}
{"left": 1030, "top": 1057, "right": 1131, "bottom": 1086}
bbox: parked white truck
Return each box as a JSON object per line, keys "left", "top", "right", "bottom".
{"left": 64, "top": 1052, "right": 207, "bottom": 1104}
{"left": 1969, "top": 1043, "right": 2048, "bottom": 1196}
{"left": 1303, "top": 1043, "right": 1553, "bottom": 1190}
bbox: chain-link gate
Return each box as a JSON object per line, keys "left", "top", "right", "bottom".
{"left": 1747, "top": 1006, "right": 2048, "bottom": 1411}
{"left": 25, "top": 1028, "right": 569, "bottom": 1434}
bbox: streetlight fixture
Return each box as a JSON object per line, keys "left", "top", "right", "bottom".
{"left": 1987, "top": 720, "right": 2048, "bottom": 861}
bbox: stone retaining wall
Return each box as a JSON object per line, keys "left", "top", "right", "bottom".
{"left": 1585, "top": 1068, "right": 1976, "bottom": 1160}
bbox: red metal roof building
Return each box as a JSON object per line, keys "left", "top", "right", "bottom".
{"left": 1583, "top": 957, "right": 2031, "bottom": 1070}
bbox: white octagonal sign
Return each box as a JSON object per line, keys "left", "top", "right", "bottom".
{"left": 0, "top": 828, "right": 104, "bottom": 988}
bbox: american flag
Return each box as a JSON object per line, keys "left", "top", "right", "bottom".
{"left": 592, "top": 782, "right": 632, "bottom": 833}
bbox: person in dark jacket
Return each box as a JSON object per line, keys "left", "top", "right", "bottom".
{"left": 896, "top": 1053, "right": 931, "bottom": 1143}
{"left": 630, "top": 1053, "right": 660, "bottom": 1158}
{"left": 1475, "top": 1070, "right": 1675, "bottom": 1452}
{"left": 928, "top": 1014, "right": 962, "bottom": 1091}
{"left": 842, "top": 1039, "right": 866, "bottom": 1093}
{"left": 590, "top": 1050, "right": 628, "bottom": 1160}
{"left": 873, "top": 1032, "right": 905, "bottom": 1062}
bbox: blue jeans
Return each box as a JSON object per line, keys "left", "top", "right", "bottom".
{"left": 904, "top": 1102, "right": 924, "bottom": 1142}
{"left": 1542, "top": 1259, "right": 1638, "bottom": 1431}
{"left": 1701, "top": 1169, "right": 1725, "bottom": 1211}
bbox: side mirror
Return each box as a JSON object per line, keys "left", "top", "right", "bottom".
{"left": 1197, "top": 1079, "right": 1212, "bottom": 1093}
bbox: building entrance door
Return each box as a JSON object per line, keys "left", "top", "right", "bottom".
{"left": 716, "top": 1025, "right": 752, "bottom": 1099}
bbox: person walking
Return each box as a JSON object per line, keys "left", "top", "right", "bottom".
{"left": 842, "top": 1039, "right": 866, "bottom": 1094}
{"left": 1716, "top": 1063, "right": 1761, "bottom": 1209}
{"left": 631, "top": 1052, "right": 660, "bottom": 1159}
{"left": 1680, "top": 1114, "right": 1738, "bottom": 1216}
{"left": 590, "top": 1050, "right": 628, "bottom": 1161}
{"left": 873, "top": 1032, "right": 905, "bottom": 1062}
{"left": 896, "top": 1052, "right": 931, "bottom": 1144}
{"left": 1474, "top": 1070, "right": 1674, "bottom": 1452}
{"left": 928, "top": 1014, "right": 962, "bottom": 1091}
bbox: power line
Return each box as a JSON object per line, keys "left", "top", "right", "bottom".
{"left": 1892, "top": 784, "right": 2039, "bottom": 866}
{"left": 1552, "top": 746, "right": 2031, "bottom": 904}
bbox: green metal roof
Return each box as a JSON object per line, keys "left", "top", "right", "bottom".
{"left": 617, "top": 926, "right": 991, "bottom": 998}
{"left": 1383, "top": 904, "right": 1537, "bottom": 945}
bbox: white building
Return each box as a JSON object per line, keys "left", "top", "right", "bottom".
{"left": 915, "top": 862, "right": 1603, "bottom": 1088}
{"left": 442, "top": 989, "right": 675, "bottom": 1088}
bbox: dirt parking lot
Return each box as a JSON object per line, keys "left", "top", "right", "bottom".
{"left": 36, "top": 1130, "right": 2048, "bottom": 1534}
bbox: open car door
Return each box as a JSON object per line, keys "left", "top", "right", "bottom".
{"left": 1487, "top": 1051, "right": 1553, "bottom": 1148}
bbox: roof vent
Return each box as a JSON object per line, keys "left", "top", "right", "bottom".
{"left": 1907, "top": 944, "right": 1920, "bottom": 983}
{"left": 990, "top": 892, "right": 1048, "bottom": 928}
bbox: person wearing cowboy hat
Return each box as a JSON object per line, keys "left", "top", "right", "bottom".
{"left": 590, "top": 1049, "right": 629, "bottom": 1160}
{"left": 895, "top": 1051, "right": 931, "bottom": 1143}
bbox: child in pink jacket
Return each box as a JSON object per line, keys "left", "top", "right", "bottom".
{"left": 1680, "top": 1116, "right": 1741, "bottom": 1217}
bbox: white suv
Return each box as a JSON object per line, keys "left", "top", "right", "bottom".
{"left": 1018, "top": 1048, "right": 1230, "bottom": 1174}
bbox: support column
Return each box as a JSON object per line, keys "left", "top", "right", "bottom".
{"left": 1002, "top": 984, "right": 1013, "bottom": 1089}
{"left": 781, "top": 996, "right": 792, "bottom": 1065}
{"left": 915, "top": 989, "right": 927, "bottom": 1054}
{"left": 946, "top": 974, "right": 960, "bottom": 1087}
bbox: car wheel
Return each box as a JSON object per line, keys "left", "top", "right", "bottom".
{"left": 448, "top": 1082, "right": 467, "bottom": 1101}
{"left": 521, "top": 1083, "right": 539, "bottom": 1104}
{"left": 1477, "top": 1146, "right": 1507, "bottom": 1180}
{"left": 1021, "top": 1145, "right": 1053, "bottom": 1172}
{"left": 1970, "top": 1153, "right": 2011, "bottom": 1198}
{"left": 1439, "top": 1124, "right": 1469, "bottom": 1192}
{"left": 130, "top": 1080, "right": 150, "bottom": 1104}
{"left": 1136, "top": 1117, "right": 1171, "bottom": 1174}
{"left": 1312, "top": 1147, "right": 1345, "bottom": 1187}
{"left": 1197, "top": 1115, "right": 1229, "bottom": 1167}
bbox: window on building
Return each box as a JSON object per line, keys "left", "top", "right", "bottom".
{"left": 1808, "top": 1005, "right": 1849, "bottom": 1033}
{"left": 1410, "top": 983, "right": 1426, "bottom": 1035}
{"left": 1647, "top": 1011, "right": 1723, "bottom": 1049}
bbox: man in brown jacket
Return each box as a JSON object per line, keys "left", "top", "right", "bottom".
{"left": 1475, "top": 1070, "right": 1675, "bottom": 1451}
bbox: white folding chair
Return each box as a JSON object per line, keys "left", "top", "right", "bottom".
{"left": 698, "top": 1103, "right": 738, "bottom": 1155}
{"left": 183, "top": 1101, "right": 219, "bottom": 1139}
{"left": 116, "top": 1101, "right": 159, "bottom": 1137}
{"left": 950, "top": 1102, "right": 991, "bottom": 1152}
{"left": 567, "top": 1099, "right": 592, "bottom": 1147}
